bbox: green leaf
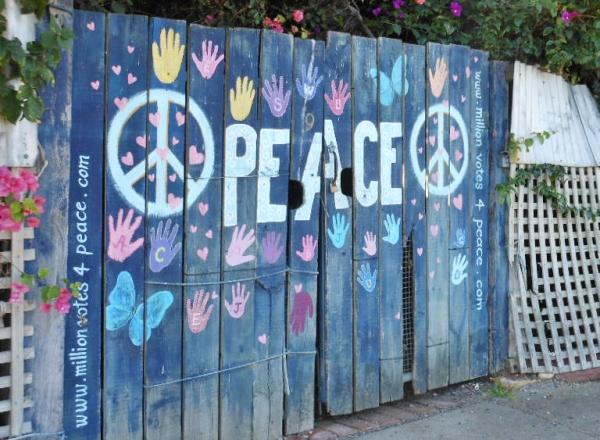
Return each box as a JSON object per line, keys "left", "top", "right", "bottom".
{"left": 23, "top": 95, "right": 44, "bottom": 122}
{"left": 38, "top": 267, "right": 50, "bottom": 280}
{"left": 21, "top": 273, "right": 36, "bottom": 287}
{"left": 0, "top": 87, "right": 21, "bottom": 123}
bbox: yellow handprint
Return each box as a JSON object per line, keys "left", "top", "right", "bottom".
{"left": 229, "top": 76, "right": 256, "bottom": 122}
{"left": 152, "top": 28, "right": 185, "bottom": 84}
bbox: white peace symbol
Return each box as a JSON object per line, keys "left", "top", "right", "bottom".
{"left": 409, "top": 103, "right": 468, "bottom": 196}
{"left": 107, "top": 89, "right": 215, "bottom": 217}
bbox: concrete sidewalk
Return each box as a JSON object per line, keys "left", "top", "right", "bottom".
{"left": 292, "top": 374, "right": 600, "bottom": 439}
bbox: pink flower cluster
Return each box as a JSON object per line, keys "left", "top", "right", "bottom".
{"left": 0, "top": 166, "right": 44, "bottom": 232}
{"left": 562, "top": 10, "right": 581, "bottom": 24}
{"left": 9, "top": 282, "right": 30, "bottom": 303}
{"left": 263, "top": 9, "right": 304, "bottom": 34}
{"left": 263, "top": 16, "right": 284, "bottom": 33}
{"left": 450, "top": 1, "right": 463, "bottom": 17}
{"left": 40, "top": 288, "right": 74, "bottom": 314}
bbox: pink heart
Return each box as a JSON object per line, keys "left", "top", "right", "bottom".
{"left": 111, "top": 65, "right": 121, "bottom": 75}
{"left": 428, "top": 135, "right": 436, "bottom": 146}
{"left": 418, "top": 147, "right": 424, "bottom": 155}
{"left": 157, "top": 148, "right": 169, "bottom": 160}
{"left": 198, "top": 202, "right": 209, "bottom": 216}
{"left": 196, "top": 247, "right": 209, "bottom": 261}
{"left": 258, "top": 334, "right": 268, "bottom": 345}
{"left": 189, "top": 145, "right": 205, "bottom": 165}
{"left": 443, "top": 99, "right": 449, "bottom": 108}
{"left": 417, "top": 247, "right": 423, "bottom": 256}
{"left": 434, "top": 202, "right": 441, "bottom": 211}
{"left": 455, "top": 150, "right": 463, "bottom": 161}
{"left": 205, "top": 229, "right": 213, "bottom": 239}
{"left": 86, "top": 22, "right": 95, "bottom": 31}
{"left": 395, "top": 312, "right": 401, "bottom": 320}
{"left": 460, "top": 95, "right": 467, "bottom": 103}
{"left": 176, "top": 112, "right": 185, "bottom": 126}
{"left": 136, "top": 135, "right": 147, "bottom": 148}
{"left": 172, "top": 136, "right": 179, "bottom": 146}
{"left": 114, "top": 97, "right": 128, "bottom": 110}
{"left": 148, "top": 173, "right": 155, "bottom": 182}
{"left": 450, "top": 126, "right": 460, "bottom": 141}
{"left": 411, "top": 198, "right": 417, "bottom": 205}
{"left": 169, "top": 173, "right": 177, "bottom": 182}
{"left": 473, "top": 56, "right": 479, "bottom": 63}
{"left": 430, "top": 224, "right": 439, "bottom": 237}
{"left": 430, "top": 171, "right": 439, "bottom": 184}
{"left": 168, "top": 193, "right": 182, "bottom": 209}
{"left": 121, "top": 152, "right": 134, "bottom": 166}
{"left": 127, "top": 45, "right": 135, "bottom": 54}
{"left": 190, "top": 225, "right": 198, "bottom": 233}
{"left": 452, "top": 74, "right": 458, "bottom": 82}
{"left": 90, "top": 80, "right": 100, "bottom": 90}
{"left": 429, "top": 271, "right": 435, "bottom": 279}
{"left": 453, "top": 193, "right": 463, "bottom": 210}
{"left": 149, "top": 112, "right": 160, "bottom": 127}
{"left": 418, "top": 213, "right": 424, "bottom": 220}
{"left": 465, "top": 66, "right": 471, "bottom": 78}
{"left": 127, "top": 73, "right": 137, "bottom": 85}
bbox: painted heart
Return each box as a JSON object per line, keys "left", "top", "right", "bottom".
{"left": 430, "top": 224, "right": 439, "bottom": 237}
{"left": 455, "top": 150, "right": 463, "bottom": 161}
{"left": 111, "top": 65, "right": 121, "bottom": 75}
{"left": 429, "top": 271, "right": 435, "bottom": 279}
{"left": 168, "top": 193, "right": 182, "bottom": 209}
{"left": 127, "top": 73, "right": 137, "bottom": 85}
{"left": 418, "top": 147, "right": 424, "bottom": 155}
{"left": 460, "top": 95, "right": 467, "bottom": 103}
{"left": 121, "top": 152, "right": 134, "bottom": 166}
{"left": 205, "top": 229, "right": 213, "bottom": 239}
{"left": 169, "top": 173, "right": 177, "bottom": 182}
{"left": 434, "top": 201, "right": 441, "bottom": 211}
{"left": 127, "top": 45, "right": 135, "bottom": 54}
{"left": 172, "top": 136, "right": 179, "bottom": 146}
{"left": 258, "top": 334, "right": 268, "bottom": 345}
{"left": 417, "top": 247, "right": 423, "bottom": 256}
{"left": 465, "top": 66, "right": 471, "bottom": 78}
{"left": 452, "top": 74, "right": 458, "bottom": 82}
{"left": 453, "top": 193, "right": 463, "bottom": 210}
{"left": 211, "top": 292, "right": 219, "bottom": 299}
{"left": 189, "top": 145, "right": 205, "bottom": 165}
{"left": 86, "top": 22, "right": 95, "bottom": 31}
{"left": 450, "top": 126, "right": 460, "bottom": 141}
{"left": 114, "top": 97, "right": 128, "bottom": 110}
{"left": 136, "top": 135, "right": 147, "bottom": 148}
{"left": 149, "top": 111, "right": 160, "bottom": 127}
{"left": 428, "top": 135, "right": 436, "bottom": 146}
{"left": 436, "top": 257, "right": 441, "bottom": 264}
{"left": 418, "top": 213, "right": 424, "bottom": 220}
{"left": 433, "top": 116, "right": 438, "bottom": 124}
{"left": 196, "top": 246, "right": 209, "bottom": 261}
{"left": 395, "top": 312, "right": 401, "bottom": 320}
{"left": 148, "top": 173, "right": 155, "bottom": 182}
{"left": 190, "top": 225, "right": 198, "bottom": 233}
{"left": 198, "top": 202, "right": 209, "bottom": 216}
{"left": 176, "top": 112, "right": 185, "bottom": 126}
{"left": 443, "top": 99, "right": 449, "bottom": 108}
{"left": 430, "top": 171, "right": 439, "bottom": 184}
{"left": 90, "top": 80, "right": 100, "bottom": 90}
{"left": 411, "top": 198, "right": 417, "bottom": 205}
{"left": 157, "top": 148, "right": 169, "bottom": 160}
{"left": 473, "top": 56, "right": 479, "bottom": 63}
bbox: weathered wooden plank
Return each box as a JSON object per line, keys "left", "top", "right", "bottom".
{"left": 320, "top": 31, "right": 353, "bottom": 415}
{"left": 351, "top": 35, "right": 380, "bottom": 411}
{"left": 220, "top": 27, "right": 260, "bottom": 440}
{"left": 10, "top": 229, "right": 25, "bottom": 436}
{"left": 103, "top": 13, "right": 148, "bottom": 440}
{"left": 425, "top": 42, "right": 450, "bottom": 390}
{"left": 403, "top": 43, "right": 427, "bottom": 394}
{"left": 447, "top": 44, "right": 471, "bottom": 385}
{"left": 489, "top": 61, "right": 510, "bottom": 374}
{"left": 285, "top": 37, "right": 324, "bottom": 435}
{"left": 182, "top": 24, "right": 225, "bottom": 440}
{"left": 376, "top": 37, "right": 404, "bottom": 404}
{"left": 64, "top": 10, "right": 105, "bottom": 440}
{"left": 143, "top": 17, "right": 187, "bottom": 440}
{"left": 468, "top": 50, "right": 490, "bottom": 379}
{"left": 253, "top": 29, "right": 293, "bottom": 440}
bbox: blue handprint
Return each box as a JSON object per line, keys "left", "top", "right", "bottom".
{"left": 357, "top": 263, "right": 377, "bottom": 293}
{"left": 296, "top": 60, "right": 323, "bottom": 100}
{"left": 149, "top": 219, "right": 182, "bottom": 273}
{"left": 382, "top": 213, "right": 401, "bottom": 245}
{"left": 327, "top": 213, "right": 350, "bottom": 249}
{"left": 369, "top": 55, "right": 408, "bottom": 106}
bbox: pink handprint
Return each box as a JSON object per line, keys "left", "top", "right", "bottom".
{"left": 224, "top": 282, "right": 251, "bottom": 319}
{"left": 325, "top": 79, "right": 351, "bottom": 116}
{"left": 296, "top": 234, "right": 317, "bottom": 262}
{"left": 225, "top": 224, "right": 256, "bottom": 267}
{"left": 290, "top": 284, "right": 314, "bottom": 336}
{"left": 191, "top": 39, "right": 224, "bottom": 80}
{"left": 186, "top": 289, "right": 215, "bottom": 334}
{"left": 261, "top": 231, "right": 284, "bottom": 264}
{"left": 362, "top": 231, "right": 377, "bottom": 256}
{"left": 261, "top": 74, "right": 291, "bottom": 118}
{"left": 107, "top": 208, "right": 144, "bottom": 262}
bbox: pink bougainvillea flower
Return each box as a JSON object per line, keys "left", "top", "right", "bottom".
{"left": 0, "top": 167, "right": 12, "bottom": 197}
{"left": 19, "top": 169, "right": 39, "bottom": 192}
{"left": 9, "top": 176, "right": 27, "bottom": 200}
{"left": 292, "top": 9, "right": 304, "bottom": 23}
{"left": 205, "top": 14, "right": 215, "bottom": 23}
{"left": 263, "top": 16, "right": 284, "bottom": 32}
{"left": 372, "top": 6, "right": 383, "bottom": 16}
{"left": 34, "top": 195, "right": 46, "bottom": 214}
{"left": 450, "top": 1, "right": 463, "bottom": 17}
{"left": 27, "top": 216, "right": 41, "bottom": 228}
{"left": 415, "top": 0, "right": 426, "bottom": 4}
{"left": 0, "top": 206, "right": 21, "bottom": 232}
{"left": 41, "top": 302, "right": 52, "bottom": 314}
{"left": 393, "top": 0, "right": 405, "bottom": 9}
{"left": 561, "top": 10, "right": 581, "bottom": 23}
{"left": 56, "top": 297, "right": 72, "bottom": 314}
{"left": 10, "top": 282, "right": 30, "bottom": 303}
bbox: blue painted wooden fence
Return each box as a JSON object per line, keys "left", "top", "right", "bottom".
{"left": 62, "top": 10, "right": 510, "bottom": 439}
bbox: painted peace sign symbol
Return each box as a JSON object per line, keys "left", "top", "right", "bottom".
{"left": 409, "top": 103, "right": 469, "bottom": 196}
{"left": 107, "top": 89, "right": 215, "bottom": 217}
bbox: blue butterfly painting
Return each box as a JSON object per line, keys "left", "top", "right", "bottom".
{"left": 369, "top": 55, "right": 409, "bottom": 106}
{"left": 105, "top": 271, "right": 174, "bottom": 346}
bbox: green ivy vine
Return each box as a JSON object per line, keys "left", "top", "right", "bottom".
{"left": 0, "top": 0, "right": 73, "bottom": 123}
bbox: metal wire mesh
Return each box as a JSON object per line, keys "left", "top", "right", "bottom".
{"left": 402, "top": 235, "right": 415, "bottom": 376}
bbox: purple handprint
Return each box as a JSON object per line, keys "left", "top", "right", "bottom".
{"left": 261, "top": 74, "right": 291, "bottom": 118}
{"left": 325, "top": 79, "right": 351, "bottom": 116}
{"left": 261, "top": 231, "right": 284, "bottom": 264}
{"left": 224, "top": 282, "right": 251, "bottom": 319}
{"left": 148, "top": 219, "right": 182, "bottom": 273}
{"left": 290, "top": 283, "right": 314, "bottom": 336}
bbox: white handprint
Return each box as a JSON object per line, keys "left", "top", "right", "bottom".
{"left": 451, "top": 254, "right": 468, "bottom": 285}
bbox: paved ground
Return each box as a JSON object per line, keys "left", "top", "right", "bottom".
{"left": 290, "top": 371, "right": 600, "bottom": 439}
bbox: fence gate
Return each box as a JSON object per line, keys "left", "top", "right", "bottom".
{"left": 62, "top": 9, "right": 509, "bottom": 440}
